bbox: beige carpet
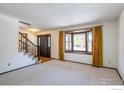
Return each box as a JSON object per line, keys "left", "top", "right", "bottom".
{"left": 0, "top": 60, "right": 123, "bottom": 85}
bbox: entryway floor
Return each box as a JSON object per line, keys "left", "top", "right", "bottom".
{"left": 40, "top": 56, "right": 51, "bottom": 63}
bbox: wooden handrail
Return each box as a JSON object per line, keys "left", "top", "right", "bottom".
{"left": 19, "top": 32, "right": 37, "bottom": 47}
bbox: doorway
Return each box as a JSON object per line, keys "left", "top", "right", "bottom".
{"left": 37, "top": 34, "right": 51, "bottom": 62}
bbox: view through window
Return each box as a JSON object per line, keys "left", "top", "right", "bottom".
{"left": 65, "top": 30, "right": 93, "bottom": 54}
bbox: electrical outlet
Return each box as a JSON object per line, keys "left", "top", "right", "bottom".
{"left": 108, "top": 61, "right": 111, "bottom": 63}
{"left": 8, "top": 63, "right": 11, "bottom": 66}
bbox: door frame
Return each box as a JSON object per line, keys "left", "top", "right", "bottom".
{"left": 37, "top": 34, "right": 51, "bottom": 59}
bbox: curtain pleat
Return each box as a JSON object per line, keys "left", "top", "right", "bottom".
{"left": 93, "top": 26, "right": 103, "bottom": 67}
{"left": 59, "top": 31, "right": 64, "bottom": 60}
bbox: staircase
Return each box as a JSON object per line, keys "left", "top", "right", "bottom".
{"left": 18, "top": 32, "right": 38, "bottom": 60}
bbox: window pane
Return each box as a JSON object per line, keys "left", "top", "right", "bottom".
{"left": 65, "top": 34, "right": 72, "bottom": 51}
{"left": 48, "top": 36, "right": 50, "bottom": 47}
{"left": 87, "top": 32, "right": 93, "bottom": 53}
{"left": 73, "top": 33, "right": 86, "bottom": 51}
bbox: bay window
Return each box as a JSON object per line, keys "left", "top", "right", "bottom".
{"left": 65, "top": 30, "right": 93, "bottom": 54}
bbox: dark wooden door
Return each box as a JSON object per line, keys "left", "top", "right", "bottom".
{"left": 37, "top": 35, "right": 51, "bottom": 57}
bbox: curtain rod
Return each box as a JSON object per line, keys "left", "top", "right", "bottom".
{"left": 63, "top": 25, "right": 103, "bottom": 32}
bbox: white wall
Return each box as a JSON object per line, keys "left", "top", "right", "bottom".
{"left": 64, "top": 53, "right": 92, "bottom": 64}
{"left": 0, "top": 14, "right": 36, "bottom": 73}
{"left": 118, "top": 9, "right": 124, "bottom": 81}
{"left": 37, "top": 20, "right": 118, "bottom": 68}
{"left": 102, "top": 21, "right": 118, "bottom": 68}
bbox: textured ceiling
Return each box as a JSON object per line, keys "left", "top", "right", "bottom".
{"left": 0, "top": 3, "right": 124, "bottom": 30}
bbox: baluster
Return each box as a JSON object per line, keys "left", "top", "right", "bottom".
{"left": 30, "top": 43, "right": 32, "bottom": 55}
{"left": 21, "top": 35, "right": 22, "bottom": 50}
{"left": 18, "top": 35, "right": 20, "bottom": 51}
{"left": 26, "top": 40, "right": 28, "bottom": 53}
{"left": 32, "top": 45, "right": 34, "bottom": 56}
{"left": 35, "top": 46, "right": 36, "bottom": 56}
{"left": 29, "top": 43, "right": 31, "bottom": 55}
{"left": 34, "top": 45, "right": 35, "bottom": 56}
{"left": 31, "top": 43, "right": 32, "bottom": 55}
{"left": 32, "top": 45, "right": 33, "bottom": 56}
{"left": 22, "top": 36, "right": 23, "bottom": 51}
{"left": 23, "top": 37, "right": 25, "bottom": 52}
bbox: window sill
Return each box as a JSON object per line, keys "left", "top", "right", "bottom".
{"left": 65, "top": 51, "right": 92, "bottom": 55}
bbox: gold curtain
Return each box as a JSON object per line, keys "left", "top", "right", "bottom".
{"left": 59, "top": 31, "right": 64, "bottom": 60}
{"left": 93, "top": 26, "right": 103, "bottom": 67}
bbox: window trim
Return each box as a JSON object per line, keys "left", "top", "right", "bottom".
{"left": 65, "top": 31, "right": 93, "bottom": 55}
